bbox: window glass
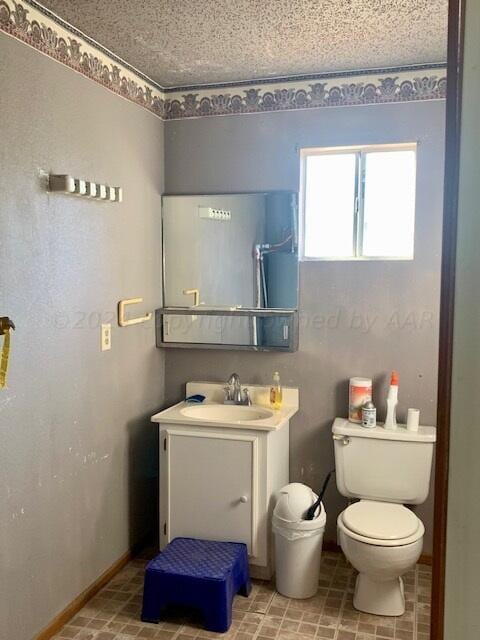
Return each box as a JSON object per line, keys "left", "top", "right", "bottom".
{"left": 301, "top": 146, "right": 416, "bottom": 260}
{"left": 362, "top": 150, "right": 416, "bottom": 258}
{"left": 303, "top": 153, "right": 357, "bottom": 258}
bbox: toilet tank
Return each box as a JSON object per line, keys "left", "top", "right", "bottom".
{"left": 332, "top": 418, "right": 436, "bottom": 504}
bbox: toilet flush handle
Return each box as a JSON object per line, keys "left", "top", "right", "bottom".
{"left": 333, "top": 435, "right": 350, "bottom": 445}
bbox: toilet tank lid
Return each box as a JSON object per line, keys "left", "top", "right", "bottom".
{"left": 333, "top": 418, "right": 436, "bottom": 443}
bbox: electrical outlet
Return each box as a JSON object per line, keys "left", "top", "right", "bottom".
{"left": 101, "top": 323, "right": 111, "bottom": 351}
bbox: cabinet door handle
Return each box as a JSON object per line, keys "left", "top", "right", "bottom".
{"left": 240, "top": 495, "right": 249, "bottom": 503}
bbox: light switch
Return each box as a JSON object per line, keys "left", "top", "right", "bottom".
{"left": 101, "top": 323, "right": 111, "bottom": 351}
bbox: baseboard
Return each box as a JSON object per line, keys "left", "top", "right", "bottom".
{"left": 323, "top": 540, "right": 433, "bottom": 567}
{"left": 33, "top": 543, "right": 144, "bottom": 640}
{"left": 250, "top": 564, "right": 273, "bottom": 580}
{"left": 323, "top": 540, "right": 342, "bottom": 554}
{"left": 419, "top": 553, "right": 433, "bottom": 566}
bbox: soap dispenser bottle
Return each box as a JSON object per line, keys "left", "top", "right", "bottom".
{"left": 270, "top": 371, "right": 283, "bottom": 409}
{"left": 384, "top": 370, "right": 399, "bottom": 430}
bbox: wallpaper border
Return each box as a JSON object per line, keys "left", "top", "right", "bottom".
{"left": 0, "top": 0, "right": 447, "bottom": 121}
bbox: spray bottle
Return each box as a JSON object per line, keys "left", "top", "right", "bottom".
{"left": 384, "top": 370, "right": 399, "bottom": 430}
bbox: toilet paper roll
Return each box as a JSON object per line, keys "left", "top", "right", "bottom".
{"left": 407, "top": 408, "right": 420, "bottom": 431}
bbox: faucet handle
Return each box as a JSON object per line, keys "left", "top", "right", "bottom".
{"left": 242, "top": 388, "right": 252, "bottom": 406}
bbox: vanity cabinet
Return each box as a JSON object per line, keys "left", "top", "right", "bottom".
{"left": 158, "top": 421, "right": 289, "bottom": 577}
{"left": 153, "top": 381, "right": 298, "bottom": 577}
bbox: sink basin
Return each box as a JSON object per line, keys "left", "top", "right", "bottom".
{"left": 180, "top": 404, "right": 274, "bottom": 423}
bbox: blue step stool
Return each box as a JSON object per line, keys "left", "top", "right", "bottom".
{"left": 141, "top": 537, "right": 251, "bottom": 633}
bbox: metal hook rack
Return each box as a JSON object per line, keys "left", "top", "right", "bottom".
{"left": 48, "top": 174, "right": 123, "bottom": 202}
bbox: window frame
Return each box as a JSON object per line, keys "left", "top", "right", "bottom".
{"left": 299, "top": 142, "right": 418, "bottom": 262}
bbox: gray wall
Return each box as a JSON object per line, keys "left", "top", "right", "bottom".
{"left": 445, "top": 0, "right": 480, "bottom": 637}
{"left": 164, "top": 100, "right": 446, "bottom": 553}
{"left": 0, "top": 34, "right": 164, "bottom": 640}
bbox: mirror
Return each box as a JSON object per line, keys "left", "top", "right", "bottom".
{"left": 162, "top": 192, "right": 299, "bottom": 311}
{"left": 159, "top": 192, "right": 299, "bottom": 351}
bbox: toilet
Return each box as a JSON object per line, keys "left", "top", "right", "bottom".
{"left": 332, "top": 417, "right": 436, "bottom": 616}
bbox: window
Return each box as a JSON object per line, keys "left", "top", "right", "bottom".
{"left": 300, "top": 144, "right": 417, "bottom": 260}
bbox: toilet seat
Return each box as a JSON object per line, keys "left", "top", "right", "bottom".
{"left": 338, "top": 501, "right": 424, "bottom": 547}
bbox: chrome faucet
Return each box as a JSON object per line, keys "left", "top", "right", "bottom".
{"left": 224, "top": 373, "right": 252, "bottom": 406}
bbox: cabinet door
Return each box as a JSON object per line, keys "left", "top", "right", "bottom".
{"left": 164, "top": 429, "right": 259, "bottom": 555}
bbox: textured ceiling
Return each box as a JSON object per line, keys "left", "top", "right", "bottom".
{"left": 38, "top": 0, "right": 448, "bottom": 88}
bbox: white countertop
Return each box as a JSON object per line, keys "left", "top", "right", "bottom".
{"left": 151, "top": 381, "right": 299, "bottom": 431}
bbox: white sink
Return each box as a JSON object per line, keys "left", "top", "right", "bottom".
{"left": 151, "top": 382, "right": 298, "bottom": 431}
{"left": 180, "top": 404, "right": 274, "bottom": 423}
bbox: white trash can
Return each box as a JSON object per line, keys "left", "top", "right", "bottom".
{"left": 273, "top": 483, "right": 326, "bottom": 599}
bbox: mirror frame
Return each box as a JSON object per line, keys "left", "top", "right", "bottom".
{"left": 155, "top": 308, "right": 299, "bottom": 352}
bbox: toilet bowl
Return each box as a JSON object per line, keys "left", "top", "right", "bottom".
{"left": 337, "top": 500, "right": 424, "bottom": 616}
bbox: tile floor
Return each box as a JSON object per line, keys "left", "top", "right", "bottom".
{"left": 53, "top": 551, "right": 431, "bottom": 640}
